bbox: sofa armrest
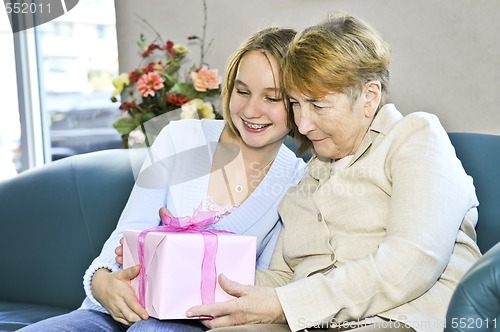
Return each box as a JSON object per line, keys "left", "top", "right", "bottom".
{"left": 0, "top": 149, "right": 143, "bottom": 309}
{"left": 445, "top": 242, "right": 500, "bottom": 331}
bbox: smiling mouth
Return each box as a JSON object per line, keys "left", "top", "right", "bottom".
{"left": 309, "top": 137, "right": 325, "bottom": 143}
{"left": 243, "top": 120, "right": 271, "bottom": 130}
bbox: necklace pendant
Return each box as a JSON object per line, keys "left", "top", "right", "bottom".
{"left": 235, "top": 185, "right": 243, "bottom": 193}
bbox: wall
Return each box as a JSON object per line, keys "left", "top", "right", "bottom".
{"left": 114, "top": 0, "right": 500, "bottom": 134}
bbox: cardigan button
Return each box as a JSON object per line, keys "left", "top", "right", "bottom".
{"left": 317, "top": 213, "right": 322, "bottom": 222}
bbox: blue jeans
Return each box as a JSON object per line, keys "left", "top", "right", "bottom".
{"left": 16, "top": 309, "right": 207, "bottom": 332}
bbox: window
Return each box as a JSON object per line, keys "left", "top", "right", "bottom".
{"left": 39, "top": 0, "right": 121, "bottom": 161}
{"left": 1, "top": 0, "right": 121, "bottom": 179}
{"left": 0, "top": 20, "right": 21, "bottom": 180}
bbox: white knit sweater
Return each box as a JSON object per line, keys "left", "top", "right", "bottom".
{"left": 79, "top": 119, "right": 306, "bottom": 312}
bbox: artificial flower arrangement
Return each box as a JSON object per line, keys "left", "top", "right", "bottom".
{"left": 111, "top": 22, "right": 222, "bottom": 148}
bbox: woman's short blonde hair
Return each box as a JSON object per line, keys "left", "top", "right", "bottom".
{"left": 283, "top": 13, "right": 392, "bottom": 154}
{"left": 221, "top": 27, "right": 296, "bottom": 138}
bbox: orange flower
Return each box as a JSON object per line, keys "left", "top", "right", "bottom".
{"left": 190, "top": 66, "right": 221, "bottom": 92}
{"left": 137, "top": 72, "right": 164, "bottom": 97}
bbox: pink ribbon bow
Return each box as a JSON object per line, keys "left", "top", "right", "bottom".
{"left": 137, "top": 206, "right": 230, "bottom": 308}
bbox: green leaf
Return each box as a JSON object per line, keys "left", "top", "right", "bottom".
{"left": 205, "top": 88, "right": 221, "bottom": 97}
{"left": 142, "top": 112, "right": 156, "bottom": 123}
{"left": 162, "top": 74, "right": 176, "bottom": 91}
{"left": 163, "top": 73, "right": 177, "bottom": 85}
{"left": 134, "top": 113, "right": 145, "bottom": 124}
{"left": 113, "top": 118, "right": 137, "bottom": 135}
{"left": 170, "top": 82, "right": 207, "bottom": 99}
{"left": 165, "top": 62, "right": 181, "bottom": 76}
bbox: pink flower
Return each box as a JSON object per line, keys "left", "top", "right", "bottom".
{"left": 137, "top": 72, "right": 164, "bottom": 97}
{"left": 190, "top": 66, "right": 221, "bottom": 92}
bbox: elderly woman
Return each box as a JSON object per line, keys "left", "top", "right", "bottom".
{"left": 187, "top": 13, "right": 481, "bottom": 332}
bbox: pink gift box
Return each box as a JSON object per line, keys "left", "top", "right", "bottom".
{"left": 123, "top": 229, "right": 256, "bottom": 319}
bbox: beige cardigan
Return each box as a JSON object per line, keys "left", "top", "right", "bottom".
{"left": 256, "top": 104, "right": 481, "bottom": 332}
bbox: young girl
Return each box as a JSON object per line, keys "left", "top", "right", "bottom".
{"left": 19, "top": 27, "right": 306, "bottom": 332}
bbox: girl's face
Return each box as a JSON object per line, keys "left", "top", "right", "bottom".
{"left": 229, "top": 51, "right": 289, "bottom": 149}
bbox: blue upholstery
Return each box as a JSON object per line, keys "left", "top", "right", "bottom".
{"left": 445, "top": 243, "right": 500, "bottom": 331}
{"left": 0, "top": 148, "right": 144, "bottom": 330}
{"left": 0, "top": 133, "right": 498, "bottom": 331}
{"left": 445, "top": 133, "right": 500, "bottom": 331}
{"left": 448, "top": 133, "right": 500, "bottom": 253}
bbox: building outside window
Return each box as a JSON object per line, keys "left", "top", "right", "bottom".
{"left": 0, "top": 19, "right": 20, "bottom": 181}
{"left": 0, "top": 0, "right": 120, "bottom": 181}
{"left": 39, "top": 0, "right": 121, "bottom": 161}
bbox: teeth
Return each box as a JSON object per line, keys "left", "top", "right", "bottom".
{"left": 244, "top": 120, "right": 269, "bottom": 129}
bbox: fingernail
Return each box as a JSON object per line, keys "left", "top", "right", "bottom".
{"left": 186, "top": 311, "right": 193, "bottom": 317}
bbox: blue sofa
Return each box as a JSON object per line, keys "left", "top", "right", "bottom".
{"left": 0, "top": 133, "right": 498, "bottom": 331}
{"left": 444, "top": 133, "right": 500, "bottom": 332}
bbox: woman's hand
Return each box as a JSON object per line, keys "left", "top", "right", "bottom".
{"left": 114, "top": 207, "right": 174, "bottom": 265}
{"left": 91, "top": 266, "right": 149, "bottom": 325}
{"left": 186, "top": 274, "right": 286, "bottom": 328}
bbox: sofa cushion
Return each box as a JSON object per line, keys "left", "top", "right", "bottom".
{"left": 0, "top": 302, "right": 70, "bottom": 331}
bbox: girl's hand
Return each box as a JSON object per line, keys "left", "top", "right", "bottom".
{"left": 92, "top": 266, "right": 149, "bottom": 325}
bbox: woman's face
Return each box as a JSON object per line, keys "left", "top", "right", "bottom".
{"left": 229, "top": 51, "right": 289, "bottom": 149}
{"left": 289, "top": 85, "right": 379, "bottom": 160}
